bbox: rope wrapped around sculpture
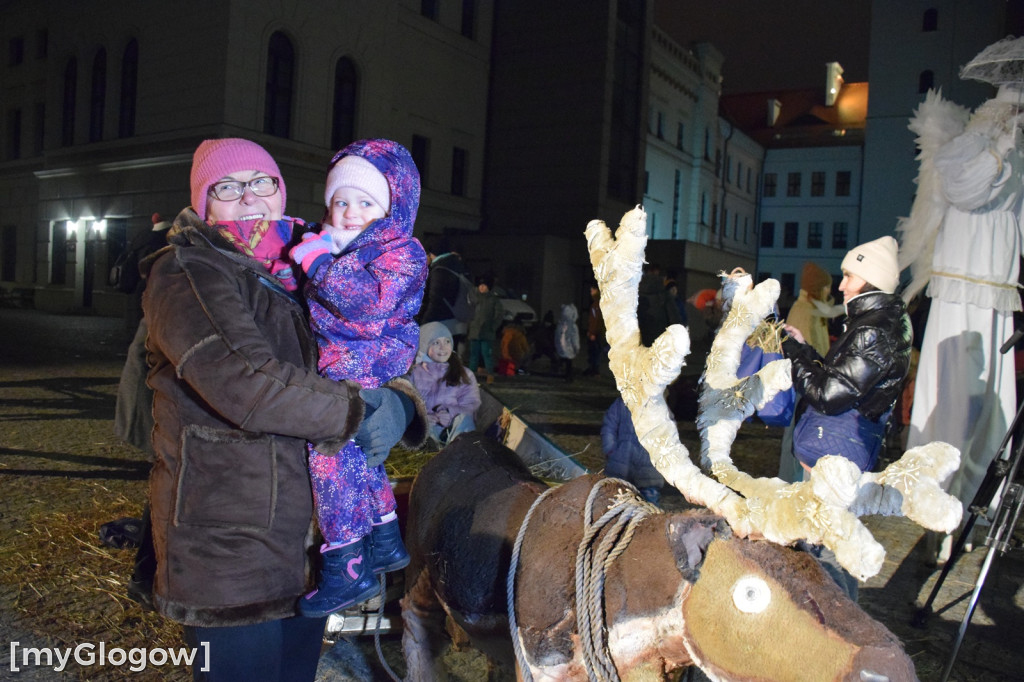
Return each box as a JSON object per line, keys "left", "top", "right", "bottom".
{"left": 585, "top": 205, "right": 964, "bottom": 581}
{"left": 575, "top": 480, "right": 661, "bottom": 682}
{"left": 507, "top": 478, "right": 658, "bottom": 682}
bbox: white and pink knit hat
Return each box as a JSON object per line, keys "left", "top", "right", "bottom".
{"left": 324, "top": 155, "right": 391, "bottom": 213}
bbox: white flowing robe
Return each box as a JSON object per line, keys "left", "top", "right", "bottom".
{"left": 908, "top": 126, "right": 1023, "bottom": 510}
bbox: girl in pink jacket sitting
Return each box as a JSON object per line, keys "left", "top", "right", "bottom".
{"left": 409, "top": 322, "right": 481, "bottom": 446}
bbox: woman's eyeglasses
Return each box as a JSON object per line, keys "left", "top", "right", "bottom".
{"left": 208, "top": 177, "right": 280, "bottom": 201}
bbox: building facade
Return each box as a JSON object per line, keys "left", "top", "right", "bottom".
{"left": 642, "top": 30, "right": 762, "bottom": 297}
{"left": 473, "top": 0, "right": 650, "bottom": 319}
{"left": 756, "top": 145, "right": 863, "bottom": 306}
{"left": 0, "top": 0, "right": 493, "bottom": 314}
{"left": 860, "top": 0, "right": 1008, "bottom": 245}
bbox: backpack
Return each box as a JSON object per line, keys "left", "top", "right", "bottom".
{"left": 108, "top": 247, "right": 141, "bottom": 293}
{"left": 437, "top": 266, "right": 476, "bottom": 323}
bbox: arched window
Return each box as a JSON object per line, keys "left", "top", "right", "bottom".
{"left": 331, "top": 57, "right": 358, "bottom": 150}
{"left": 118, "top": 39, "right": 138, "bottom": 138}
{"left": 89, "top": 48, "right": 106, "bottom": 142}
{"left": 918, "top": 70, "right": 935, "bottom": 93}
{"left": 61, "top": 57, "right": 77, "bottom": 147}
{"left": 923, "top": 8, "right": 938, "bottom": 32}
{"left": 264, "top": 31, "right": 294, "bottom": 138}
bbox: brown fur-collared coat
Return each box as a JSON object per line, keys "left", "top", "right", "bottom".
{"left": 142, "top": 208, "right": 425, "bottom": 627}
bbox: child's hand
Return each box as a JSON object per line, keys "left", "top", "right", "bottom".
{"left": 782, "top": 323, "right": 805, "bottom": 344}
{"left": 289, "top": 231, "right": 333, "bottom": 276}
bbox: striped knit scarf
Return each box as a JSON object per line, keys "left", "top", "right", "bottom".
{"left": 215, "top": 219, "right": 299, "bottom": 291}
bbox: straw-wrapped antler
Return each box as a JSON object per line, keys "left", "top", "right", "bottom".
{"left": 586, "top": 206, "right": 963, "bottom": 580}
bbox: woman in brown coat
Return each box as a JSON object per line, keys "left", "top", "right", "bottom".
{"left": 143, "top": 138, "right": 425, "bottom": 681}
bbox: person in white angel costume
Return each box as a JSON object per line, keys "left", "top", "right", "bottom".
{"left": 899, "top": 36, "right": 1024, "bottom": 561}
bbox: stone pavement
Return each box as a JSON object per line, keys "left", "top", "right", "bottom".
{"left": 1, "top": 309, "right": 1021, "bottom": 681}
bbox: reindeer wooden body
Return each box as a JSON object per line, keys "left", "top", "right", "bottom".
{"left": 400, "top": 436, "right": 917, "bottom": 681}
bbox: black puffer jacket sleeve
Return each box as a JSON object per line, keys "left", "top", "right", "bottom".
{"left": 784, "top": 327, "right": 886, "bottom": 415}
{"left": 783, "top": 292, "right": 912, "bottom": 421}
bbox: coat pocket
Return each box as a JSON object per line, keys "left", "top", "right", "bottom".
{"left": 175, "top": 425, "right": 277, "bottom": 530}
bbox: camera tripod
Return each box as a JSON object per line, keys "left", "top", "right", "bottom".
{"left": 911, "top": 342, "right": 1024, "bottom": 682}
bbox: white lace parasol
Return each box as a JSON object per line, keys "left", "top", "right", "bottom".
{"left": 960, "top": 35, "right": 1024, "bottom": 86}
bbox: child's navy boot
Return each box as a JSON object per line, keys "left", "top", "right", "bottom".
{"left": 369, "top": 513, "right": 410, "bottom": 574}
{"left": 298, "top": 538, "right": 378, "bottom": 617}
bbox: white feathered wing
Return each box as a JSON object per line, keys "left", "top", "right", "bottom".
{"left": 897, "top": 88, "right": 971, "bottom": 303}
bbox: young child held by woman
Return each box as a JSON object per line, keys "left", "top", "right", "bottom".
{"left": 289, "top": 139, "right": 427, "bottom": 617}
{"left": 409, "top": 321, "right": 481, "bottom": 447}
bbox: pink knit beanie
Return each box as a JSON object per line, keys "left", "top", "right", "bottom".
{"left": 324, "top": 155, "right": 391, "bottom": 213}
{"left": 190, "top": 138, "right": 286, "bottom": 220}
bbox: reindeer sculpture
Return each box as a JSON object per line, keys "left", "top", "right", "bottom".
{"left": 400, "top": 207, "right": 962, "bottom": 681}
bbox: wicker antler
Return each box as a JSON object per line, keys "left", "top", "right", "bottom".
{"left": 586, "top": 206, "right": 963, "bottom": 580}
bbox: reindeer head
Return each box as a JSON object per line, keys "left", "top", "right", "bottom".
{"left": 585, "top": 205, "right": 963, "bottom": 580}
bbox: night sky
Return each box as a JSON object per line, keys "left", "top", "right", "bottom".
{"left": 654, "top": 1, "right": 872, "bottom": 94}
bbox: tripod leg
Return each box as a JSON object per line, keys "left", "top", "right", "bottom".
{"left": 939, "top": 545, "right": 998, "bottom": 682}
{"left": 911, "top": 512, "right": 979, "bottom": 628}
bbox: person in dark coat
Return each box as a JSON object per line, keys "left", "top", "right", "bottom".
{"left": 467, "top": 273, "right": 504, "bottom": 383}
{"left": 781, "top": 235, "right": 911, "bottom": 602}
{"left": 637, "top": 263, "right": 683, "bottom": 346}
{"left": 529, "top": 309, "right": 559, "bottom": 371}
{"left": 584, "top": 282, "right": 607, "bottom": 376}
{"left": 783, "top": 236, "right": 912, "bottom": 476}
{"left": 418, "top": 235, "right": 470, "bottom": 353}
{"left": 120, "top": 213, "right": 172, "bottom": 341}
{"left": 601, "top": 396, "right": 665, "bottom": 504}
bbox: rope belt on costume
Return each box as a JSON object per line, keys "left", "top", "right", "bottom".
{"left": 930, "top": 270, "right": 1023, "bottom": 290}
{"left": 507, "top": 478, "right": 663, "bottom": 682}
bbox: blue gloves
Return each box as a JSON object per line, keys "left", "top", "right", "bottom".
{"left": 289, "top": 231, "right": 334, "bottom": 276}
{"left": 354, "top": 387, "right": 415, "bottom": 468}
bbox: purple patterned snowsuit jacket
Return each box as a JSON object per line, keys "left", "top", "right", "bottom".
{"left": 302, "top": 139, "right": 427, "bottom": 544}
